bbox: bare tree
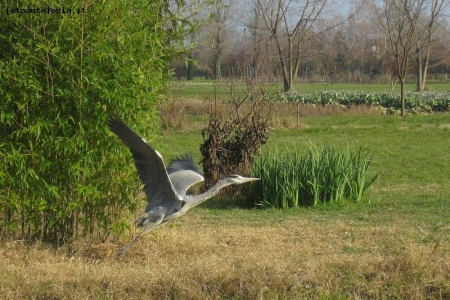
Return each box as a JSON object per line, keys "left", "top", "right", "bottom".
{"left": 209, "top": 0, "right": 239, "bottom": 79}
{"left": 211, "top": 5, "right": 225, "bottom": 79}
{"left": 170, "top": 0, "right": 450, "bottom": 83}
{"left": 167, "top": 0, "right": 217, "bottom": 80}
{"left": 253, "top": 0, "right": 331, "bottom": 92}
{"left": 245, "top": 6, "right": 272, "bottom": 79}
{"left": 372, "top": 0, "right": 428, "bottom": 116}
{"left": 415, "top": 0, "right": 449, "bottom": 91}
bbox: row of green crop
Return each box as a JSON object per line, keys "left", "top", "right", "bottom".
{"left": 272, "top": 91, "right": 450, "bottom": 113}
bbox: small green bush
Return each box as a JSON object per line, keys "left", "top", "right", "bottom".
{"left": 247, "top": 145, "right": 378, "bottom": 208}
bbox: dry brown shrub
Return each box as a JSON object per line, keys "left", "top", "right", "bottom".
{"left": 200, "top": 94, "right": 270, "bottom": 193}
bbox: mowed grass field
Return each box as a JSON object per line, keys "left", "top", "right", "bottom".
{"left": 2, "top": 87, "right": 450, "bottom": 299}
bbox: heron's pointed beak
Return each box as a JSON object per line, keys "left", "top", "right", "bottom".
{"left": 242, "top": 177, "right": 260, "bottom": 183}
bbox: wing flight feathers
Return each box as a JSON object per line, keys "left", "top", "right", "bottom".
{"left": 167, "top": 155, "right": 204, "bottom": 196}
{"left": 108, "top": 117, "right": 179, "bottom": 207}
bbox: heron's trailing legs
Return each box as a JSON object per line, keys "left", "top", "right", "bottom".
{"left": 117, "top": 216, "right": 165, "bottom": 256}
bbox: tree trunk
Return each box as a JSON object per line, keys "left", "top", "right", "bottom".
{"left": 400, "top": 78, "right": 405, "bottom": 116}
{"left": 213, "top": 30, "right": 222, "bottom": 80}
{"left": 283, "top": 77, "right": 290, "bottom": 93}
{"left": 213, "top": 46, "right": 221, "bottom": 80}
{"left": 214, "top": 57, "right": 221, "bottom": 79}
{"left": 282, "top": 36, "right": 303, "bottom": 93}
{"left": 281, "top": 56, "right": 297, "bottom": 93}
{"left": 275, "top": 39, "right": 290, "bottom": 93}
{"left": 416, "top": 47, "right": 423, "bottom": 91}
{"left": 415, "top": 47, "right": 431, "bottom": 91}
{"left": 187, "top": 55, "right": 194, "bottom": 80}
{"left": 421, "top": 47, "right": 431, "bottom": 90}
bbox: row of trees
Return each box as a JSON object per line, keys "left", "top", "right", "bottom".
{"left": 173, "top": 0, "right": 450, "bottom": 94}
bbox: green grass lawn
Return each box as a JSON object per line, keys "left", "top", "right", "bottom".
{"left": 155, "top": 111, "right": 450, "bottom": 253}
{"left": 162, "top": 114, "right": 450, "bottom": 224}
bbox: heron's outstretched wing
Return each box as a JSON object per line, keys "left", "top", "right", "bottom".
{"left": 167, "top": 155, "right": 204, "bottom": 196}
{"left": 108, "top": 117, "right": 180, "bottom": 208}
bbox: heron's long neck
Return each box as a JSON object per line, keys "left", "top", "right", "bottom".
{"left": 185, "top": 180, "right": 230, "bottom": 209}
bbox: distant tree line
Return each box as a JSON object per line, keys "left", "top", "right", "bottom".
{"left": 172, "top": 0, "right": 450, "bottom": 94}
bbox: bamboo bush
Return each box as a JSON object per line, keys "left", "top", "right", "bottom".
{"left": 0, "top": 0, "right": 196, "bottom": 242}
{"left": 247, "top": 145, "right": 378, "bottom": 208}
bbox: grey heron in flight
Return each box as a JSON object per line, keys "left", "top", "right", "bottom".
{"left": 108, "top": 117, "right": 259, "bottom": 254}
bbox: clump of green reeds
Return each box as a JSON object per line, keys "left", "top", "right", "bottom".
{"left": 247, "top": 144, "right": 378, "bottom": 208}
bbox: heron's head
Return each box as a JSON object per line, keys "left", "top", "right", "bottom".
{"left": 225, "top": 174, "right": 260, "bottom": 185}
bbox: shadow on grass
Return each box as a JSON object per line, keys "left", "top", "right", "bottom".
{"left": 197, "top": 196, "right": 252, "bottom": 210}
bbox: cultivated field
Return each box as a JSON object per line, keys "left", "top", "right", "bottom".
{"left": 1, "top": 84, "right": 450, "bottom": 299}
{"left": 169, "top": 81, "right": 450, "bottom": 101}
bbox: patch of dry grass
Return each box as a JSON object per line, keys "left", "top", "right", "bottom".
{"left": 1, "top": 211, "right": 449, "bottom": 299}
{"left": 158, "top": 100, "right": 382, "bottom": 132}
